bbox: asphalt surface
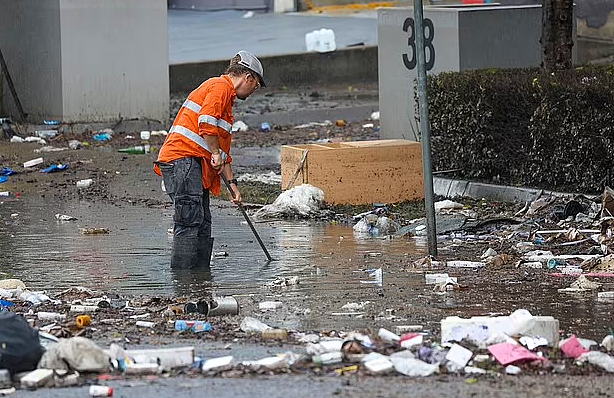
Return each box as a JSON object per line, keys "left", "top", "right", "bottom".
{"left": 168, "top": 9, "right": 377, "bottom": 64}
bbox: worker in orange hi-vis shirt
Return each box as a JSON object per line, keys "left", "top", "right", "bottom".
{"left": 154, "top": 51, "right": 265, "bottom": 269}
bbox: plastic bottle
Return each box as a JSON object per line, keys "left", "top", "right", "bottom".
{"left": 38, "top": 312, "right": 67, "bottom": 322}
{"left": 313, "top": 351, "right": 342, "bottom": 365}
{"left": 90, "top": 385, "right": 114, "bottom": 397}
{"left": 321, "top": 29, "right": 336, "bottom": 52}
{"left": 76, "top": 179, "right": 93, "bottom": 189}
{"left": 174, "top": 320, "right": 211, "bottom": 333}
{"left": 118, "top": 145, "right": 150, "bottom": 154}
{"left": 547, "top": 258, "right": 566, "bottom": 269}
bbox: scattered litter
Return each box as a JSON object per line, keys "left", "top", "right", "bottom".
{"left": 577, "top": 351, "right": 614, "bottom": 372}
{"left": 481, "top": 248, "right": 498, "bottom": 259}
{"left": 341, "top": 301, "right": 370, "bottom": 311}
{"left": 259, "top": 301, "right": 282, "bottom": 311}
{"left": 35, "top": 130, "right": 57, "bottom": 139}
{"left": 240, "top": 317, "right": 271, "bottom": 333}
{"left": 89, "top": 385, "right": 113, "bottom": 397}
{"left": 446, "top": 261, "right": 486, "bottom": 268}
{"left": 294, "top": 120, "right": 332, "bottom": 129}
{"left": 174, "top": 320, "right": 210, "bottom": 333}
{"left": 360, "top": 268, "right": 383, "bottom": 286}
{"left": 41, "top": 164, "right": 69, "bottom": 174}
{"left": 231, "top": 121, "right": 248, "bottom": 132}
{"left": 261, "top": 329, "right": 288, "bottom": 341}
{"left": 378, "top": 328, "right": 400, "bottom": 343}
{"left": 0, "top": 167, "right": 16, "bottom": 176}
{"left": 364, "top": 356, "right": 393, "bottom": 374}
{"left": 55, "top": 214, "right": 78, "bottom": 222}
{"left": 236, "top": 171, "right": 281, "bottom": 185}
{"left": 435, "top": 200, "right": 464, "bottom": 212}
{"left": 23, "top": 157, "right": 44, "bottom": 168}
{"left": 488, "top": 343, "right": 542, "bottom": 366}
{"left": 445, "top": 344, "right": 473, "bottom": 371}
{"left": 80, "top": 228, "right": 110, "bottom": 235}
{"left": 602, "top": 335, "right": 614, "bottom": 351}
{"left": 558, "top": 275, "right": 602, "bottom": 293}
{"left": 305, "top": 29, "right": 336, "bottom": 53}
{"left": 395, "top": 325, "right": 423, "bottom": 334}
{"left": 202, "top": 356, "right": 233, "bottom": 372}
{"left": 425, "top": 273, "right": 456, "bottom": 285}
{"left": 34, "top": 146, "right": 67, "bottom": 153}
{"left": 24, "top": 137, "right": 46, "bottom": 145}
{"left": 391, "top": 356, "right": 439, "bottom": 377}
{"left": 76, "top": 179, "right": 93, "bottom": 188}
{"left": 260, "top": 122, "right": 271, "bottom": 132}
{"left": 370, "top": 111, "right": 380, "bottom": 121}
{"left": 256, "top": 184, "right": 324, "bottom": 218}
{"left": 38, "top": 337, "right": 110, "bottom": 372}
{"left": 353, "top": 214, "right": 401, "bottom": 236}
{"left": 399, "top": 333, "right": 423, "bottom": 349}
{"left": 519, "top": 336, "right": 548, "bottom": 350}
{"left": 242, "top": 10, "right": 255, "bottom": 18}
{"left": 560, "top": 335, "right": 589, "bottom": 358}
{"left": 505, "top": 365, "right": 521, "bottom": 375}
{"left": 268, "top": 276, "right": 299, "bottom": 287}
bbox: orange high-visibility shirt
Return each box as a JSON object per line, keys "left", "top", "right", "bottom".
{"left": 154, "top": 75, "right": 236, "bottom": 196}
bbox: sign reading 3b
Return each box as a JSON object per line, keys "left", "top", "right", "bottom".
{"left": 402, "top": 17, "right": 435, "bottom": 71}
{"left": 378, "top": 6, "right": 544, "bottom": 140}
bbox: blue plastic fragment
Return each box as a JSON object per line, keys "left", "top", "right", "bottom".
{"left": 93, "top": 133, "right": 112, "bottom": 141}
{"left": 0, "top": 166, "right": 16, "bottom": 176}
{"left": 41, "top": 164, "right": 69, "bottom": 174}
{"left": 0, "top": 176, "right": 6, "bottom": 184}
{"left": 44, "top": 120, "right": 61, "bottom": 125}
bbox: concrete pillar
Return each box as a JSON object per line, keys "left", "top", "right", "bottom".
{"left": 0, "top": 0, "right": 169, "bottom": 124}
{"left": 377, "top": 6, "right": 569, "bottom": 140}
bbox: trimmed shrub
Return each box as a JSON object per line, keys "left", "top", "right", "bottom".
{"left": 422, "top": 65, "right": 614, "bottom": 193}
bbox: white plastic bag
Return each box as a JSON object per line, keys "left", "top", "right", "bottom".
{"left": 256, "top": 184, "right": 324, "bottom": 218}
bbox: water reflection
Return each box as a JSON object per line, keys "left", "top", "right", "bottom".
{"left": 2, "top": 197, "right": 614, "bottom": 338}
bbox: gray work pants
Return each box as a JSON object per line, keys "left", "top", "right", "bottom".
{"left": 158, "top": 157, "right": 212, "bottom": 238}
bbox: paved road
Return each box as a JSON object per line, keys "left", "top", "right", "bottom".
{"left": 12, "top": 373, "right": 614, "bottom": 398}
{"left": 168, "top": 10, "right": 377, "bottom": 64}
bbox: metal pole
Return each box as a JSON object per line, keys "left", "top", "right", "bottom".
{"left": 413, "top": 0, "right": 437, "bottom": 256}
{"left": 0, "top": 45, "right": 27, "bottom": 122}
{"left": 221, "top": 174, "right": 273, "bottom": 262}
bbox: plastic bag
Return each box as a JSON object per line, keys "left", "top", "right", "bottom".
{"left": 256, "top": 184, "right": 324, "bottom": 218}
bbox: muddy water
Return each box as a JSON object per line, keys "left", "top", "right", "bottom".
{"left": 1, "top": 197, "right": 613, "bottom": 339}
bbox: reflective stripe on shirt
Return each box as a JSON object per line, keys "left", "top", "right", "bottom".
{"left": 198, "top": 114, "right": 233, "bottom": 134}
{"left": 169, "top": 125, "right": 228, "bottom": 161}
{"left": 182, "top": 99, "right": 202, "bottom": 113}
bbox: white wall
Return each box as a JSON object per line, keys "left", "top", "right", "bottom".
{"left": 0, "top": 0, "right": 169, "bottom": 123}
{"left": 0, "top": 0, "right": 63, "bottom": 120}
{"left": 59, "top": 0, "right": 169, "bottom": 123}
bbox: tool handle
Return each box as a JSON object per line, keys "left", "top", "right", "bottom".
{"left": 221, "top": 174, "right": 273, "bottom": 262}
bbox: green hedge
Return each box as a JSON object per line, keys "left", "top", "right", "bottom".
{"left": 424, "top": 65, "right": 614, "bottom": 193}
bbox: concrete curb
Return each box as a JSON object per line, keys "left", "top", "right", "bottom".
{"left": 170, "top": 46, "right": 378, "bottom": 93}
{"left": 433, "top": 177, "right": 585, "bottom": 203}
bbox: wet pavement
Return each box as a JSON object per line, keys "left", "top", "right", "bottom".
{"left": 2, "top": 195, "right": 614, "bottom": 341}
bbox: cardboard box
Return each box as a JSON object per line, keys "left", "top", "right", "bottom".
{"left": 281, "top": 139, "right": 424, "bottom": 205}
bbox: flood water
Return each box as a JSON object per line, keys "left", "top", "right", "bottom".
{"left": 1, "top": 197, "right": 613, "bottom": 340}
